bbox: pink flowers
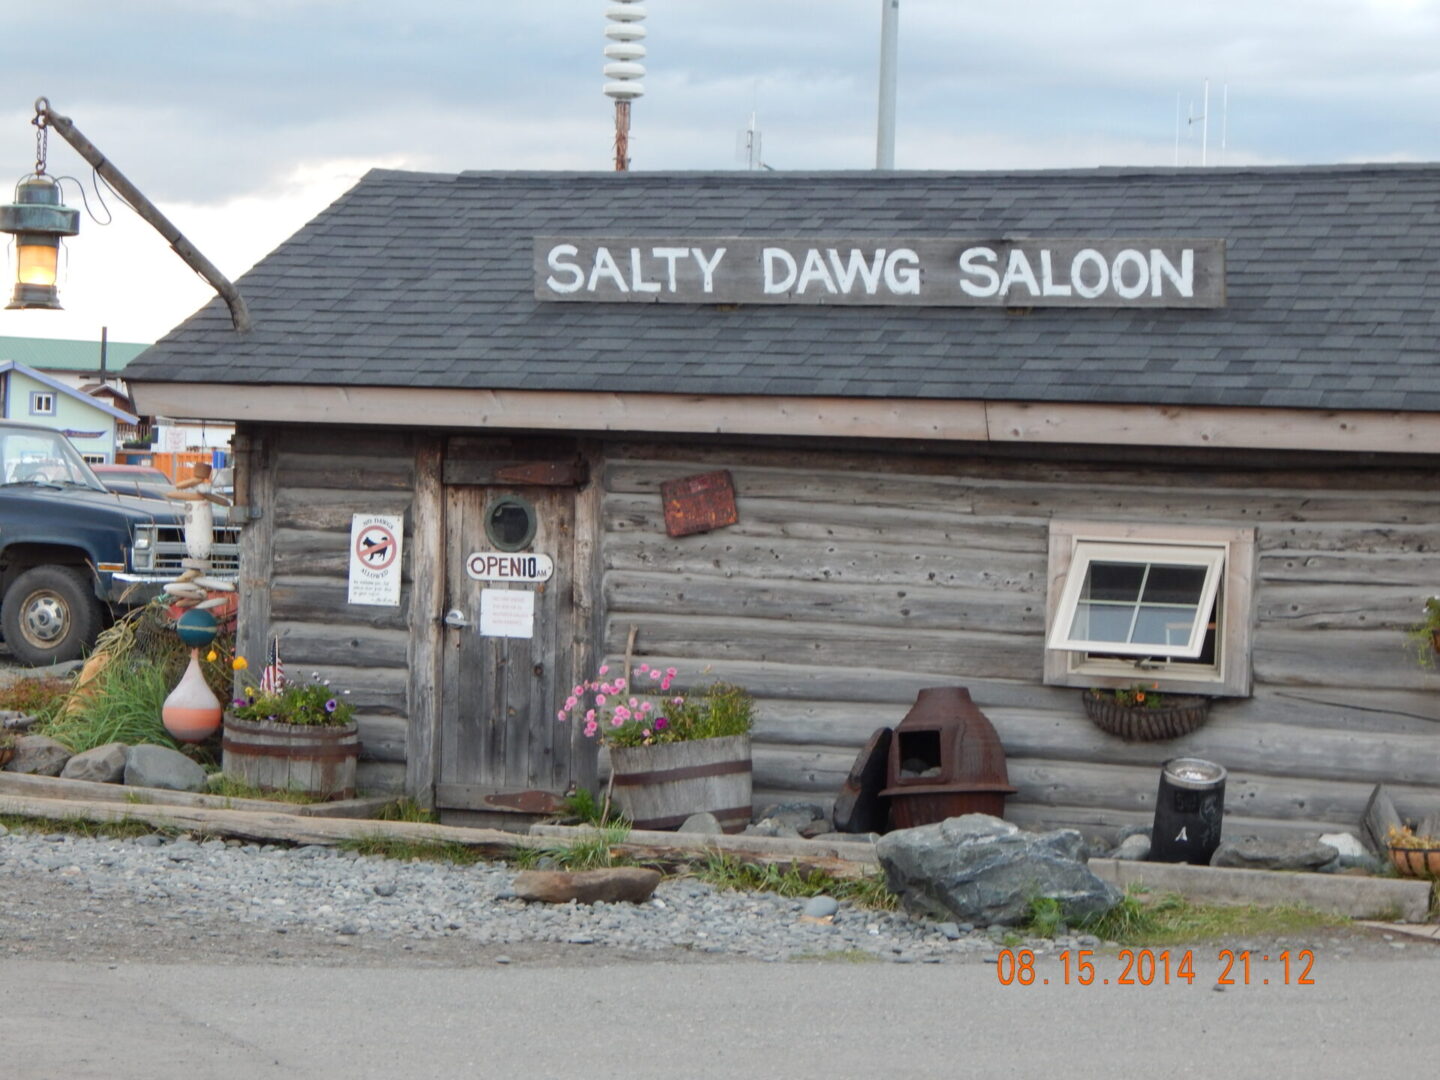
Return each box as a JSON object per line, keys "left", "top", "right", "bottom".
{"left": 554, "top": 661, "right": 711, "bottom": 749}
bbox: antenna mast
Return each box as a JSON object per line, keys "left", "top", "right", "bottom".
{"left": 604, "top": 2, "right": 647, "bottom": 171}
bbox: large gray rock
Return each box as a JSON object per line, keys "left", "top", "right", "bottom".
{"left": 3, "top": 734, "right": 72, "bottom": 776}
{"left": 1210, "top": 835, "right": 1339, "bottom": 873}
{"left": 124, "top": 744, "right": 207, "bottom": 792}
{"left": 60, "top": 742, "right": 128, "bottom": 784}
{"left": 875, "top": 814, "right": 1121, "bottom": 927}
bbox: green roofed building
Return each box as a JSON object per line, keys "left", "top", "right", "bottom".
{"left": 0, "top": 335, "right": 150, "bottom": 376}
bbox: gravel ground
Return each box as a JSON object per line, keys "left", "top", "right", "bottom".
{"left": 0, "top": 825, "right": 1001, "bottom": 967}
{"left": 4, "top": 824, "right": 1431, "bottom": 971}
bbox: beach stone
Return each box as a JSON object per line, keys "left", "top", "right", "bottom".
{"left": 754, "top": 801, "right": 826, "bottom": 832}
{"left": 876, "top": 814, "right": 1121, "bottom": 927}
{"left": 512, "top": 868, "right": 662, "bottom": 905}
{"left": 1112, "top": 834, "right": 1152, "bottom": 861}
{"left": 678, "top": 812, "right": 722, "bottom": 835}
{"left": 123, "top": 744, "right": 207, "bottom": 792}
{"left": 803, "top": 895, "right": 839, "bottom": 919}
{"left": 60, "top": 742, "right": 128, "bottom": 784}
{"left": 3, "top": 735, "right": 71, "bottom": 776}
{"left": 1209, "top": 835, "right": 1340, "bottom": 872}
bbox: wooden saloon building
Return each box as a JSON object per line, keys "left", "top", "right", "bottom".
{"left": 126, "top": 165, "right": 1440, "bottom": 838}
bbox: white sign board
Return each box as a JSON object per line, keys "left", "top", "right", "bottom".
{"left": 480, "top": 588, "right": 535, "bottom": 639}
{"left": 157, "top": 425, "right": 187, "bottom": 453}
{"left": 347, "top": 513, "right": 403, "bottom": 607}
{"left": 466, "top": 552, "right": 554, "bottom": 583}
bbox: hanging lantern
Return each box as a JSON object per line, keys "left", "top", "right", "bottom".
{"left": 0, "top": 174, "right": 79, "bottom": 310}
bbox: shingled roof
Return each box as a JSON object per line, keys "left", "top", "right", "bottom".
{"left": 126, "top": 165, "right": 1440, "bottom": 413}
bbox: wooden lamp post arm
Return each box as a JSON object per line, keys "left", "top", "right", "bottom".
{"left": 36, "top": 100, "right": 253, "bottom": 333}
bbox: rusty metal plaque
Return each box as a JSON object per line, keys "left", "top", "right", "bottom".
{"left": 482, "top": 789, "right": 568, "bottom": 814}
{"left": 661, "top": 470, "right": 738, "bottom": 538}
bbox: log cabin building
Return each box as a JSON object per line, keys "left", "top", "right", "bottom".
{"left": 125, "top": 165, "right": 1440, "bottom": 839}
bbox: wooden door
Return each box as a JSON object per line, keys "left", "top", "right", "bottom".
{"left": 436, "top": 464, "right": 593, "bottom": 819}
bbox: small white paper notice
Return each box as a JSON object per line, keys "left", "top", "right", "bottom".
{"left": 479, "top": 588, "right": 535, "bottom": 639}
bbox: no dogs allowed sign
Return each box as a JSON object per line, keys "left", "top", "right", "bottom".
{"left": 348, "top": 513, "right": 404, "bottom": 606}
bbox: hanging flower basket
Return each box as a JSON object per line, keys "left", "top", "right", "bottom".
{"left": 1388, "top": 844, "right": 1440, "bottom": 880}
{"left": 1082, "top": 689, "right": 1211, "bottom": 742}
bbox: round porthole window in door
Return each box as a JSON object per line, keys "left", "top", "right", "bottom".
{"left": 485, "top": 495, "right": 537, "bottom": 551}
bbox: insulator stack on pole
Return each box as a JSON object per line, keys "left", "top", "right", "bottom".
{"left": 604, "top": 2, "right": 647, "bottom": 171}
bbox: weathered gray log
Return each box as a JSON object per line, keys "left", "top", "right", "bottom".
{"left": 0, "top": 771, "right": 391, "bottom": 817}
{"left": 265, "top": 622, "right": 412, "bottom": 669}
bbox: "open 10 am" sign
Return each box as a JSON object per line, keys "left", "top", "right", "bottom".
{"left": 465, "top": 551, "right": 554, "bottom": 583}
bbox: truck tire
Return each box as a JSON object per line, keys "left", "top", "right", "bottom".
{"left": 2, "top": 565, "right": 105, "bottom": 666}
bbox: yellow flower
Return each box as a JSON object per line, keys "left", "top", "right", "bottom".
{"left": 232, "top": 656, "right": 249, "bottom": 671}
{"left": 206, "top": 649, "right": 218, "bottom": 662}
{"left": 245, "top": 686, "right": 257, "bottom": 697}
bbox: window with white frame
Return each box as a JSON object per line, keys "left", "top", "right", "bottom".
{"left": 29, "top": 391, "right": 55, "bottom": 416}
{"left": 1044, "top": 521, "right": 1256, "bottom": 697}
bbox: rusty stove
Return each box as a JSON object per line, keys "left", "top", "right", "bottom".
{"left": 879, "top": 686, "right": 1016, "bottom": 830}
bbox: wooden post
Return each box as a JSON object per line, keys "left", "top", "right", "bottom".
{"left": 405, "top": 435, "right": 445, "bottom": 807}
{"left": 235, "top": 425, "right": 273, "bottom": 701}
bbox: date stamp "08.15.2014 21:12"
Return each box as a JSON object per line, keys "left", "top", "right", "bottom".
{"left": 996, "top": 948, "right": 1317, "bottom": 987}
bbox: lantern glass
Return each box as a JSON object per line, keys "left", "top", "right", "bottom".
{"left": 16, "top": 238, "right": 59, "bottom": 287}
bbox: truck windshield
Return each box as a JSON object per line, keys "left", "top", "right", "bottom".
{"left": 0, "top": 427, "right": 107, "bottom": 491}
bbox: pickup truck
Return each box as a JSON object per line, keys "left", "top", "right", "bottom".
{"left": 0, "top": 420, "right": 239, "bottom": 666}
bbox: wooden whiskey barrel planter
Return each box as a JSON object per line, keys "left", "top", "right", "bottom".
{"left": 221, "top": 716, "right": 359, "bottom": 800}
{"left": 1082, "top": 691, "right": 1211, "bottom": 742}
{"left": 610, "top": 734, "right": 752, "bottom": 833}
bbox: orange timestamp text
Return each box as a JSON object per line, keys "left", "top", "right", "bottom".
{"left": 996, "top": 948, "right": 1316, "bottom": 987}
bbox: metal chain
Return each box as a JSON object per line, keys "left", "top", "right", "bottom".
{"left": 32, "top": 97, "right": 49, "bottom": 175}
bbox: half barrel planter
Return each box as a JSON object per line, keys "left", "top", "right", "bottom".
{"left": 609, "top": 734, "right": 752, "bottom": 833}
{"left": 221, "top": 715, "right": 360, "bottom": 800}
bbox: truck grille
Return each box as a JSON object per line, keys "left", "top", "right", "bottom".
{"left": 133, "top": 524, "right": 242, "bottom": 576}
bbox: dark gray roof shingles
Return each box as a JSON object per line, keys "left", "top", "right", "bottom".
{"left": 126, "top": 165, "right": 1440, "bottom": 412}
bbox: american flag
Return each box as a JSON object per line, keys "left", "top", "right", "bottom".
{"left": 259, "top": 636, "right": 285, "bottom": 694}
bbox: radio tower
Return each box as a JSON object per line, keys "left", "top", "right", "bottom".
{"left": 604, "top": 2, "right": 647, "bottom": 171}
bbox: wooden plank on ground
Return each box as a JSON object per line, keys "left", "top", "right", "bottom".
{"left": 0, "top": 772, "right": 392, "bottom": 818}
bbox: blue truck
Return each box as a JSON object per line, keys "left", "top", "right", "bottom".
{"left": 0, "top": 420, "right": 239, "bottom": 666}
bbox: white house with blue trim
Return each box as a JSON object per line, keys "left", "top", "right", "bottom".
{"left": 0, "top": 359, "right": 137, "bottom": 463}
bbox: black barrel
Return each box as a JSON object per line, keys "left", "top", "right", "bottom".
{"left": 1150, "top": 758, "right": 1227, "bottom": 864}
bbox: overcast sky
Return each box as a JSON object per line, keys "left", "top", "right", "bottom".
{"left": 1, "top": 0, "right": 1436, "bottom": 345}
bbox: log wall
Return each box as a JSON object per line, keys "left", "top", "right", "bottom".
{"left": 240, "top": 425, "right": 416, "bottom": 796}
{"left": 598, "top": 441, "right": 1440, "bottom": 843}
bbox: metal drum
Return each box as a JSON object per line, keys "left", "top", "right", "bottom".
{"left": 1150, "top": 757, "right": 1227, "bottom": 864}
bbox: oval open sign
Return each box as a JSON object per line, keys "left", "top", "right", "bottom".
{"left": 465, "top": 551, "right": 554, "bottom": 583}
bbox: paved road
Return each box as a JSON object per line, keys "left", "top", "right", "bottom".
{"left": 8, "top": 949, "right": 1440, "bottom": 1079}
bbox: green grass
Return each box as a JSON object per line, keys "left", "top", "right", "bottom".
{"left": 37, "top": 660, "right": 178, "bottom": 755}
{"left": 205, "top": 773, "right": 319, "bottom": 805}
{"left": 0, "top": 812, "right": 173, "bottom": 841}
{"left": 375, "top": 798, "right": 439, "bottom": 824}
{"left": 338, "top": 834, "right": 485, "bottom": 866}
{"left": 693, "top": 852, "right": 899, "bottom": 911}
{"left": 1022, "top": 886, "right": 1349, "bottom": 945}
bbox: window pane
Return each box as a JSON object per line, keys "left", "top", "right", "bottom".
{"left": 1082, "top": 562, "right": 1145, "bottom": 603}
{"left": 1132, "top": 605, "right": 1202, "bottom": 646}
{"left": 1069, "top": 602, "right": 1134, "bottom": 643}
{"left": 1142, "top": 564, "right": 1208, "bottom": 606}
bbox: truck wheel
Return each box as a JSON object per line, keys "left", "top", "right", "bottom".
{"left": 1, "top": 566, "right": 105, "bottom": 667}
